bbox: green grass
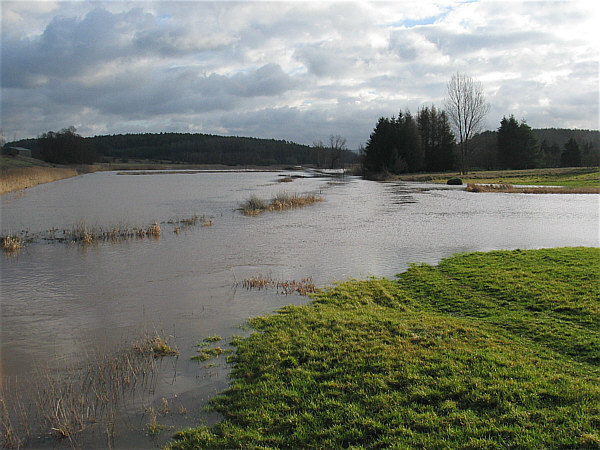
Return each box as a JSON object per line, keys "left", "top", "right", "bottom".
{"left": 396, "top": 167, "right": 600, "bottom": 188}
{"left": 168, "top": 248, "right": 600, "bottom": 449}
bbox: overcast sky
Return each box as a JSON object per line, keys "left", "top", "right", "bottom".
{"left": 1, "top": 1, "right": 598, "bottom": 148}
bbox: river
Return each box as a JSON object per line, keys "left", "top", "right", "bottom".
{"left": 1, "top": 170, "right": 598, "bottom": 448}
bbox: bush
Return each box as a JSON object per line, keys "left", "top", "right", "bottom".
{"left": 447, "top": 177, "right": 462, "bottom": 185}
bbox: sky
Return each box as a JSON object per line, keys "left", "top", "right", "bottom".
{"left": 1, "top": 1, "right": 598, "bottom": 149}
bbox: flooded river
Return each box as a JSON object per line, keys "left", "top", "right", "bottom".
{"left": 1, "top": 170, "right": 598, "bottom": 448}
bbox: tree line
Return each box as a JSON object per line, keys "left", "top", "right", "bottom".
{"left": 5, "top": 131, "right": 359, "bottom": 168}
{"left": 361, "top": 73, "right": 598, "bottom": 176}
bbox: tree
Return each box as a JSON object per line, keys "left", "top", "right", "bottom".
{"left": 327, "top": 135, "right": 347, "bottom": 169}
{"left": 445, "top": 72, "right": 490, "bottom": 174}
{"left": 497, "top": 115, "right": 541, "bottom": 169}
{"left": 417, "top": 105, "right": 456, "bottom": 172}
{"left": 39, "top": 127, "right": 96, "bottom": 164}
{"left": 560, "top": 138, "right": 581, "bottom": 167}
{"left": 362, "top": 111, "right": 423, "bottom": 176}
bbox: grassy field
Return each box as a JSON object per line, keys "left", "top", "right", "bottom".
{"left": 395, "top": 167, "right": 600, "bottom": 188}
{"left": 168, "top": 247, "right": 600, "bottom": 449}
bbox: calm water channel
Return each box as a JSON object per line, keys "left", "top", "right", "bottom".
{"left": 1, "top": 170, "right": 598, "bottom": 448}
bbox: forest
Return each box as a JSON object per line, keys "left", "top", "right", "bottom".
{"left": 4, "top": 131, "right": 358, "bottom": 168}
{"left": 3, "top": 124, "right": 598, "bottom": 173}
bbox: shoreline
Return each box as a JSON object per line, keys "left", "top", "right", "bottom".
{"left": 168, "top": 247, "right": 600, "bottom": 449}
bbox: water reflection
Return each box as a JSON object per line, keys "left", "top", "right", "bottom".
{"left": 1, "top": 171, "right": 598, "bottom": 447}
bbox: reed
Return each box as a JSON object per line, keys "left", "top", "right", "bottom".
{"left": 0, "top": 167, "right": 79, "bottom": 195}
{"left": 466, "top": 183, "right": 600, "bottom": 194}
{"left": 1, "top": 332, "right": 178, "bottom": 447}
{"left": 241, "top": 193, "right": 322, "bottom": 216}
{"left": 0, "top": 234, "right": 23, "bottom": 253}
{"left": 237, "top": 274, "right": 318, "bottom": 296}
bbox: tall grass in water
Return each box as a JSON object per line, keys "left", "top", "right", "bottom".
{"left": 0, "top": 332, "right": 178, "bottom": 448}
{"left": 0, "top": 167, "right": 79, "bottom": 195}
{"left": 237, "top": 274, "right": 318, "bottom": 296}
{"left": 0, "top": 235, "right": 23, "bottom": 254}
{"left": 241, "top": 193, "right": 322, "bottom": 216}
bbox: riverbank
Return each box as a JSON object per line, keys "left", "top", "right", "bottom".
{"left": 168, "top": 247, "right": 600, "bottom": 449}
{"left": 391, "top": 167, "right": 600, "bottom": 188}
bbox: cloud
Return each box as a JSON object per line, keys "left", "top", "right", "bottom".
{"left": 1, "top": 1, "right": 598, "bottom": 148}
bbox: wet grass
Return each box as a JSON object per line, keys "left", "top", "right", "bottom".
{"left": 241, "top": 193, "right": 322, "bottom": 216}
{"left": 168, "top": 247, "right": 600, "bottom": 449}
{"left": 394, "top": 167, "right": 600, "bottom": 188}
{"left": 465, "top": 183, "right": 600, "bottom": 194}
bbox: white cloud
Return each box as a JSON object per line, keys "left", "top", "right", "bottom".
{"left": 1, "top": 0, "right": 598, "bottom": 148}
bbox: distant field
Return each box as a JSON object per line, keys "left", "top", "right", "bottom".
{"left": 168, "top": 247, "right": 600, "bottom": 449}
{"left": 396, "top": 167, "right": 600, "bottom": 188}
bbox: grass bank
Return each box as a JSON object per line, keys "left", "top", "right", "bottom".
{"left": 393, "top": 167, "right": 600, "bottom": 188}
{"left": 0, "top": 166, "right": 80, "bottom": 195}
{"left": 169, "top": 247, "right": 600, "bottom": 449}
{"left": 466, "top": 183, "right": 600, "bottom": 194}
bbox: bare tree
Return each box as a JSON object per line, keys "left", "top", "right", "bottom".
{"left": 445, "top": 72, "right": 490, "bottom": 174}
{"left": 328, "top": 134, "right": 347, "bottom": 169}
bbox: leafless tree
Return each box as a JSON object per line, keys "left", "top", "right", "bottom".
{"left": 445, "top": 72, "right": 490, "bottom": 174}
{"left": 313, "top": 134, "right": 347, "bottom": 169}
{"left": 328, "top": 134, "right": 347, "bottom": 169}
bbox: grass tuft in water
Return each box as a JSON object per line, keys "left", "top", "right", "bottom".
{"left": 241, "top": 193, "right": 322, "bottom": 216}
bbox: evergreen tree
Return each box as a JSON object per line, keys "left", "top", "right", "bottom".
{"left": 497, "top": 116, "right": 541, "bottom": 169}
{"left": 417, "top": 105, "right": 456, "bottom": 171}
{"left": 560, "top": 138, "right": 581, "bottom": 167}
{"left": 362, "top": 111, "right": 423, "bottom": 176}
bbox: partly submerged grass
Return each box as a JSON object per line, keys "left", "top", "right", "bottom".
{"left": 241, "top": 193, "right": 322, "bottom": 216}
{"left": 168, "top": 247, "right": 600, "bottom": 449}
{"left": 394, "top": 167, "right": 600, "bottom": 188}
{"left": 465, "top": 183, "right": 600, "bottom": 194}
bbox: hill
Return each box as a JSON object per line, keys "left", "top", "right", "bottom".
{"left": 5, "top": 132, "right": 358, "bottom": 168}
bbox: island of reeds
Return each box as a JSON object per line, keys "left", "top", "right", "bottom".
{"left": 240, "top": 192, "right": 322, "bottom": 216}
{"left": 168, "top": 247, "right": 600, "bottom": 449}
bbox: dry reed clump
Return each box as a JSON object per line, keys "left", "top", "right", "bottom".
{"left": 278, "top": 176, "right": 294, "bottom": 183}
{"left": 1, "top": 234, "right": 24, "bottom": 253}
{"left": 238, "top": 274, "right": 318, "bottom": 296}
{"left": 241, "top": 193, "right": 322, "bottom": 216}
{"left": 0, "top": 167, "right": 79, "bottom": 195}
{"left": 466, "top": 183, "right": 600, "bottom": 194}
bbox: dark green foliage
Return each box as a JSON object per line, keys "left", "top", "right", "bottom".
{"left": 446, "top": 177, "right": 462, "bottom": 185}
{"left": 417, "top": 105, "right": 456, "bottom": 172}
{"left": 497, "top": 116, "right": 541, "bottom": 169}
{"left": 362, "top": 111, "right": 423, "bottom": 176}
{"left": 168, "top": 248, "right": 600, "bottom": 449}
{"left": 561, "top": 138, "right": 582, "bottom": 167}
{"left": 38, "top": 127, "right": 97, "bottom": 164}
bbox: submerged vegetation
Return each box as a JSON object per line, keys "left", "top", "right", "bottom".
{"left": 1, "top": 332, "right": 178, "bottom": 448}
{"left": 169, "top": 247, "right": 600, "bottom": 449}
{"left": 238, "top": 274, "right": 318, "bottom": 296}
{"left": 1, "top": 214, "right": 211, "bottom": 253}
{"left": 241, "top": 192, "right": 322, "bottom": 216}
